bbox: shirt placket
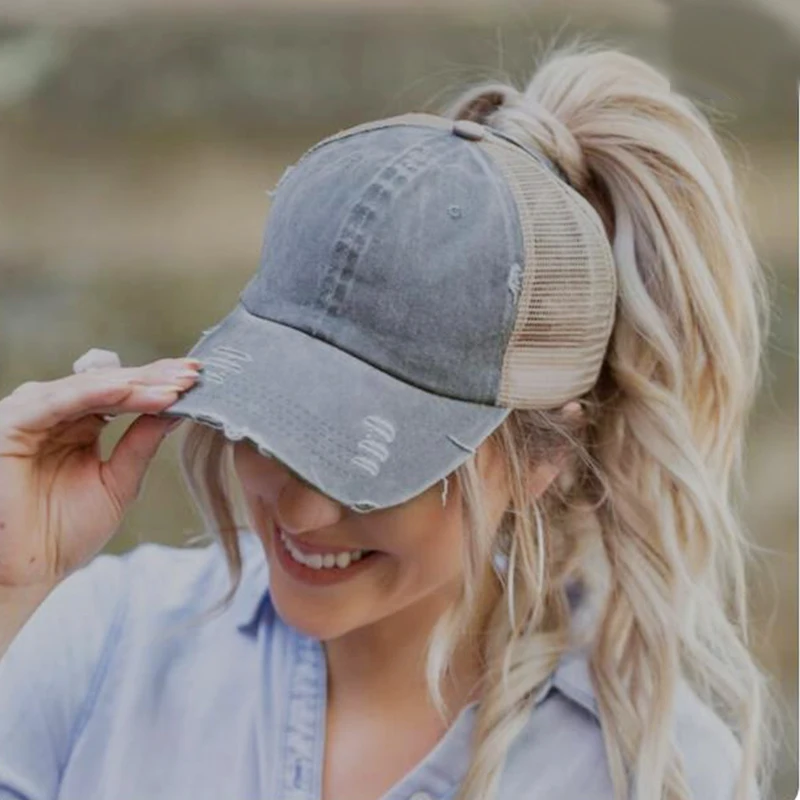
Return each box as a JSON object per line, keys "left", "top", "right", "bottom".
{"left": 279, "top": 632, "right": 327, "bottom": 800}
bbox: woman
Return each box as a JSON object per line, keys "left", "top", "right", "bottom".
{"left": 0, "top": 41, "right": 777, "bottom": 800}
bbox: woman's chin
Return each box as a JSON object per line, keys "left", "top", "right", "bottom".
{"left": 268, "top": 588, "right": 358, "bottom": 641}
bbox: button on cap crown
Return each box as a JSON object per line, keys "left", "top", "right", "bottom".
{"left": 451, "top": 119, "right": 485, "bottom": 141}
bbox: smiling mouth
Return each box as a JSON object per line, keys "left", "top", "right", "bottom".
{"left": 277, "top": 527, "right": 378, "bottom": 571}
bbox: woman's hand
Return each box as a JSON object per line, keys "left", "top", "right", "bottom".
{"left": 0, "top": 355, "right": 201, "bottom": 591}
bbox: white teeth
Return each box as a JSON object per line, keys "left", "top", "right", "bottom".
{"left": 307, "top": 553, "right": 323, "bottom": 569}
{"left": 280, "top": 529, "right": 367, "bottom": 570}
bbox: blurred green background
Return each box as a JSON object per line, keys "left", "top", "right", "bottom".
{"left": 0, "top": 0, "right": 796, "bottom": 796}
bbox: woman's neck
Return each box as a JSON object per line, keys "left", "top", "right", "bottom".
{"left": 323, "top": 583, "right": 481, "bottom": 719}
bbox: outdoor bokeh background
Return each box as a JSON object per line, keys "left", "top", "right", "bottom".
{"left": 0, "top": 0, "right": 796, "bottom": 796}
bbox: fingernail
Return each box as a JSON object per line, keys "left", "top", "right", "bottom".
{"left": 182, "top": 359, "right": 204, "bottom": 371}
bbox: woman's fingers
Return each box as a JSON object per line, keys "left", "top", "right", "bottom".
{"left": 72, "top": 348, "right": 125, "bottom": 421}
{"left": 0, "top": 358, "right": 202, "bottom": 447}
{"left": 0, "top": 356, "right": 199, "bottom": 595}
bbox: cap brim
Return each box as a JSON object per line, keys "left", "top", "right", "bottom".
{"left": 161, "top": 304, "right": 511, "bottom": 511}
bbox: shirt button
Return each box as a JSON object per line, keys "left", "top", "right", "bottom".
{"left": 409, "top": 793, "right": 433, "bottom": 800}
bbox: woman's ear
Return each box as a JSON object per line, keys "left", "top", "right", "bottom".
{"left": 528, "top": 460, "right": 564, "bottom": 499}
{"left": 528, "top": 400, "right": 584, "bottom": 499}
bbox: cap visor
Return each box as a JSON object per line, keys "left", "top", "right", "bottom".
{"left": 162, "top": 304, "right": 511, "bottom": 511}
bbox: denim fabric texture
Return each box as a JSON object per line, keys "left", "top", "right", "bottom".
{"left": 0, "top": 532, "right": 752, "bottom": 800}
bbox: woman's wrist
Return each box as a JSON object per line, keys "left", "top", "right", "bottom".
{"left": 0, "top": 581, "right": 55, "bottom": 660}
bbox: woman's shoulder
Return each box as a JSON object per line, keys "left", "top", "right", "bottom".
{"left": 6, "top": 529, "right": 269, "bottom": 664}
{"left": 0, "top": 531, "right": 269, "bottom": 794}
{"left": 500, "top": 648, "right": 753, "bottom": 800}
{"left": 107, "top": 529, "right": 268, "bottom": 620}
{"left": 2, "top": 530, "right": 270, "bottom": 715}
{"left": 672, "top": 678, "right": 757, "bottom": 799}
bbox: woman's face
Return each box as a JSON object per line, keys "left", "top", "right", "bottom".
{"left": 232, "top": 438, "right": 511, "bottom": 641}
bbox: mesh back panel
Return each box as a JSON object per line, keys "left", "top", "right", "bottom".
{"left": 479, "top": 138, "right": 617, "bottom": 409}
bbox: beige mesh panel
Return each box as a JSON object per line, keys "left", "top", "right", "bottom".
{"left": 478, "top": 138, "right": 617, "bottom": 409}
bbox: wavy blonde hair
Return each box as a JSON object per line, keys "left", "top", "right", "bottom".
{"left": 176, "top": 39, "right": 778, "bottom": 800}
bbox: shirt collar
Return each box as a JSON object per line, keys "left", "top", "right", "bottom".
{"left": 232, "top": 535, "right": 597, "bottom": 715}
{"left": 236, "top": 588, "right": 570, "bottom": 707}
{"left": 232, "top": 537, "right": 599, "bottom": 729}
{"left": 231, "top": 531, "right": 272, "bottom": 635}
{"left": 236, "top": 585, "right": 273, "bottom": 635}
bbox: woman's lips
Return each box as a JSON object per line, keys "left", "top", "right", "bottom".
{"left": 272, "top": 524, "right": 382, "bottom": 586}
{"left": 274, "top": 525, "right": 374, "bottom": 556}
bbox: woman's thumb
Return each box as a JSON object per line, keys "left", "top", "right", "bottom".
{"left": 104, "top": 415, "right": 181, "bottom": 509}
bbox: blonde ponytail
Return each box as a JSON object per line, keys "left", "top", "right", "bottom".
{"left": 437, "top": 39, "right": 776, "bottom": 800}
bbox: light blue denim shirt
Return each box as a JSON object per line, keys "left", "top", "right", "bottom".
{"left": 0, "top": 531, "right": 753, "bottom": 800}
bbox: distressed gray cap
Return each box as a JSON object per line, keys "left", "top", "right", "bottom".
{"left": 162, "top": 112, "right": 617, "bottom": 512}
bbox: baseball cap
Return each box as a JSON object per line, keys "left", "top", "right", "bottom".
{"left": 161, "top": 112, "right": 617, "bottom": 512}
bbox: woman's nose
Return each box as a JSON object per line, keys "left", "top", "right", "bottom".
{"left": 274, "top": 477, "right": 345, "bottom": 534}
